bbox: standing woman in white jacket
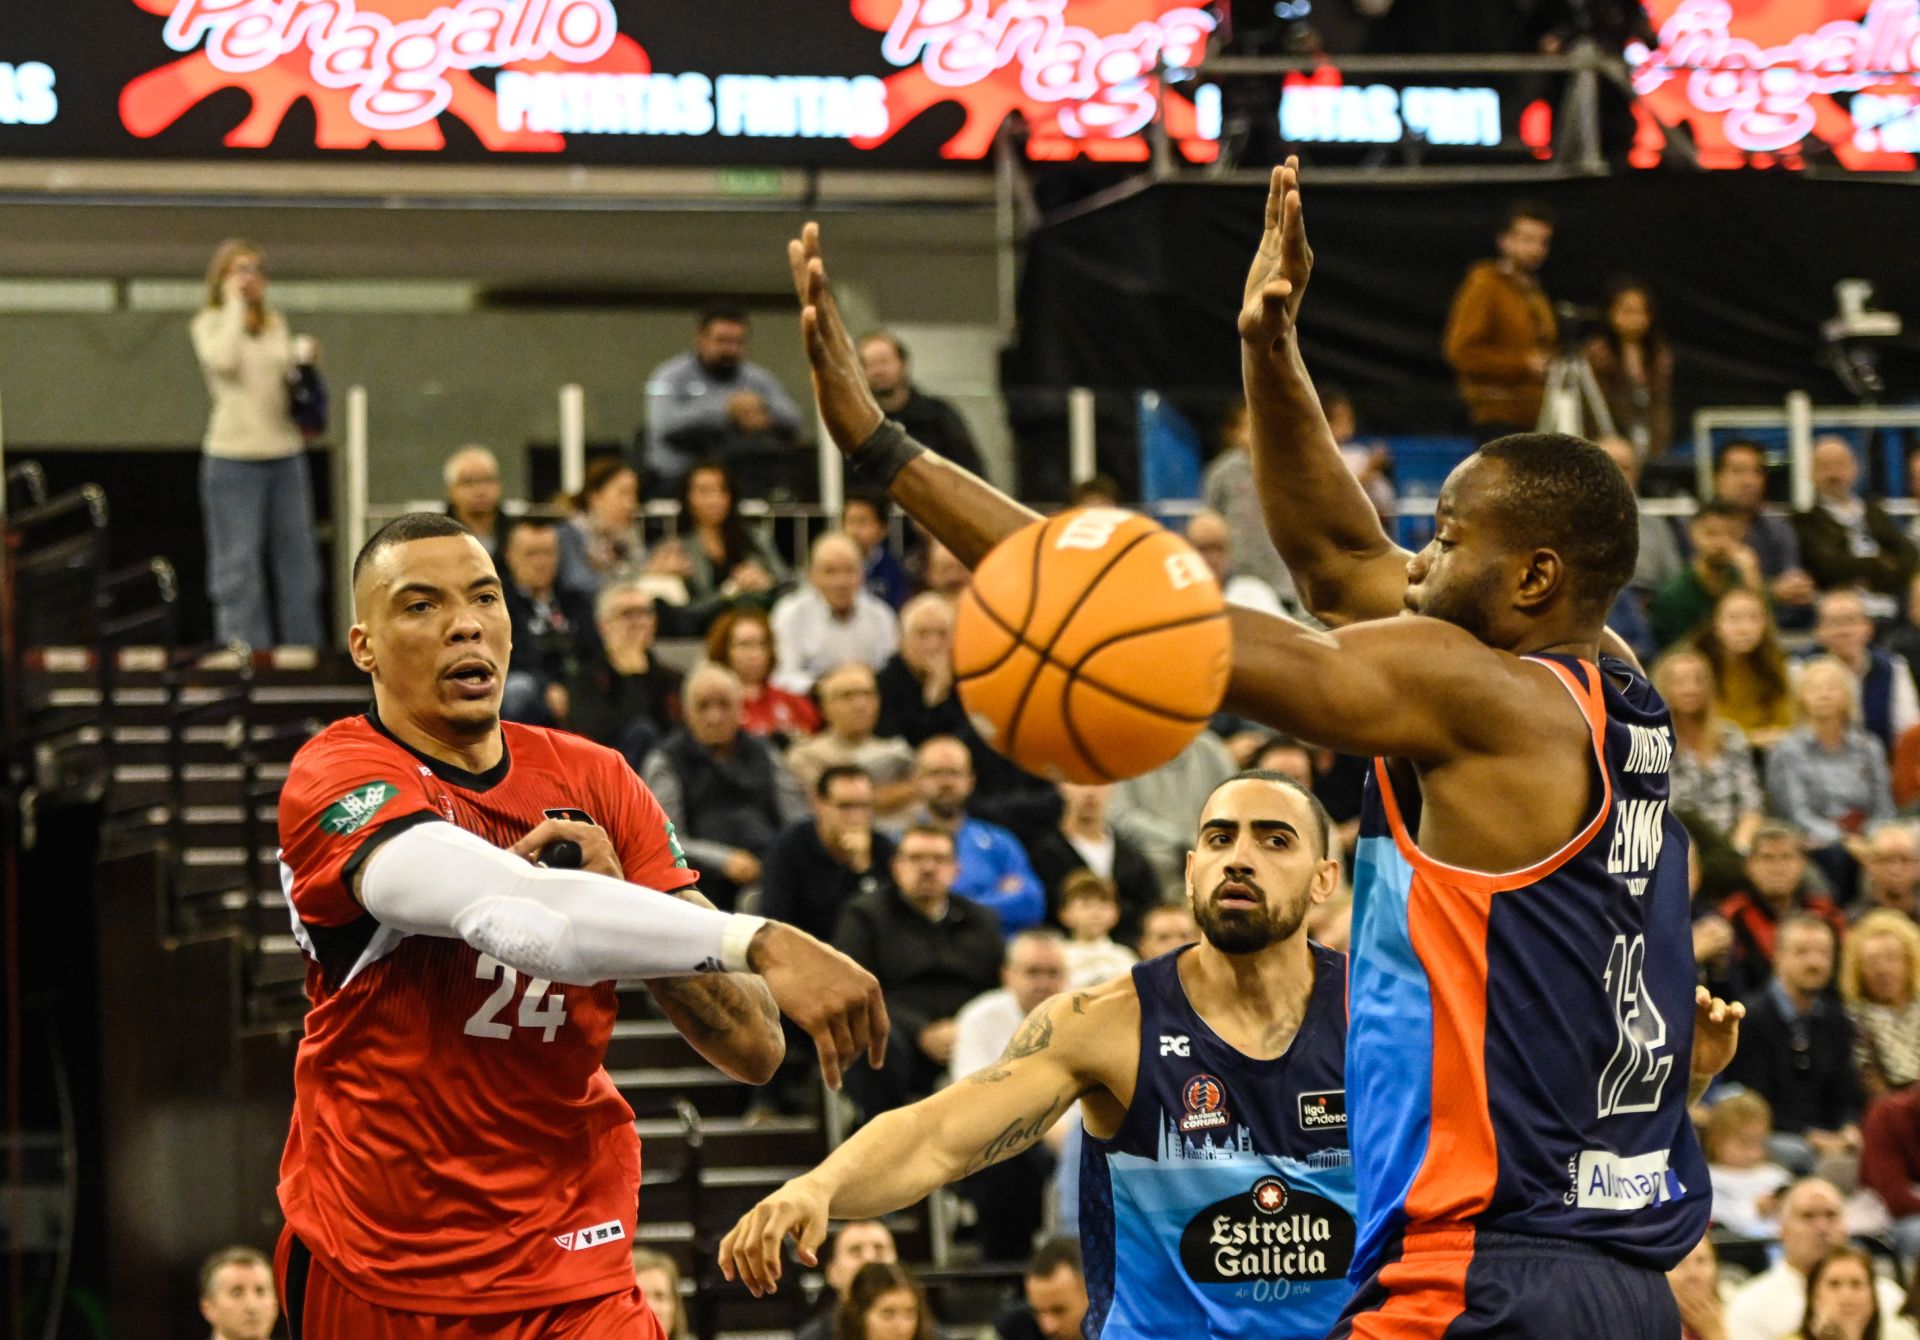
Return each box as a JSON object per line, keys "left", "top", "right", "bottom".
{"left": 191, "top": 239, "right": 323, "bottom": 648}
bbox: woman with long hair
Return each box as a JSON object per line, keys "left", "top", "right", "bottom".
{"left": 559, "top": 457, "right": 685, "bottom": 597}
{"left": 1694, "top": 587, "right": 1796, "bottom": 748}
{"left": 1797, "top": 1245, "right": 1881, "bottom": 1340}
{"left": 707, "top": 606, "right": 819, "bottom": 743}
{"left": 1654, "top": 648, "right": 1764, "bottom": 853}
{"left": 679, "top": 460, "right": 789, "bottom": 628}
{"left": 631, "top": 1247, "right": 691, "bottom": 1340}
{"left": 1841, "top": 908, "right": 1920, "bottom": 1096}
{"left": 834, "top": 1262, "right": 937, "bottom": 1340}
{"left": 1584, "top": 275, "right": 1674, "bottom": 460}
{"left": 190, "top": 237, "right": 324, "bottom": 648}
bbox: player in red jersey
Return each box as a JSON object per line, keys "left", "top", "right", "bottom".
{"left": 273, "top": 512, "right": 887, "bottom": 1339}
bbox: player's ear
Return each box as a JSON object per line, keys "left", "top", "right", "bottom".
{"left": 348, "top": 621, "right": 376, "bottom": 675}
{"left": 1513, "top": 547, "right": 1564, "bottom": 612}
{"left": 1309, "top": 857, "right": 1340, "bottom": 904}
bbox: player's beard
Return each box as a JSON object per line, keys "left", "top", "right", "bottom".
{"left": 1195, "top": 879, "right": 1310, "bottom": 956}
{"left": 1413, "top": 561, "right": 1505, "bottom": 644}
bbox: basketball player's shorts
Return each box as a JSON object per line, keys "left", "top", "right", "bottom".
{"left": 276, "top": 1227, "right": 665, "bottom": 1340}
{"left": 1327, "top": 1225, "right": 1681, "bottom": 1339}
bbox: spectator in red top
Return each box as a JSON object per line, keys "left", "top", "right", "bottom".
{"left": 707, "top": 606, "right": 818, "bottom": 745}
{"left": 1719, "top": 822, "right": 1850, "bottom": 996}
{"left": 1860, "top": 1083, "right": 1920, "bottom": 1267}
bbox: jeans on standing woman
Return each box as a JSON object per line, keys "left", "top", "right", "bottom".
{"left": 201, "top": 454, "right": 323, "bottom": 648}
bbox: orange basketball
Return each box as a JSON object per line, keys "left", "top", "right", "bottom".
{"left": 953, "top": 507, "right": 1232, "bottom": 785}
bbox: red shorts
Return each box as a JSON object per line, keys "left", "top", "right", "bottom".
{"left": 275, "top": 1227, "right": 665, "bottom": 1340}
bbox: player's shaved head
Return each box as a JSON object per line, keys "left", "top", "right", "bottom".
{"left": 353, "top": 512, "right": 482, "bottom": 605}
{"left": 1464, "top": 435, "right": 1638, "bottom": 621}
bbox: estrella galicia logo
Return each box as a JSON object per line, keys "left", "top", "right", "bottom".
{"left": 319, "top": 781, "right": 397, "bottom": 836}
{"left": 1298, "top": 1089, "right": 1347, "bottom": 1132}
{"left": 1180, "top": 1073, "right": 1229, "bottom": 1132}
{"left": 1179, "top": 1177, "right": 1355, "bottom": 1284}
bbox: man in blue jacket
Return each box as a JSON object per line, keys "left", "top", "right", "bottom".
{"left": 907, "top": 735, "right": 1045, "bottom": 933}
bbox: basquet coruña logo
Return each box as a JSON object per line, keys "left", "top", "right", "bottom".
{"left": 1179, "top": 1073, "right": 1228, "bottom": 1132}
{"left": 1178, "top": 1177, "right": 1355, "bottom": 1283}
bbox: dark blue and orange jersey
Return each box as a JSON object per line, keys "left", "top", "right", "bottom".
{"left": 1346, "top": 653, "right": 1708, "bottom": 1279}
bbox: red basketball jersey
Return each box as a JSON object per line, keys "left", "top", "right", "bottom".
{"left": 275, "top": 711, "right": 699, "bottom": 1314}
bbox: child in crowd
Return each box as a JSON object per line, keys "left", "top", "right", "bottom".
{"left": 842, "top": 491, "right": 909, "bottom": 610}
{"left": 1058, "top": 871, "right": 1139, "bottom": 988}
{"left": 1704, "top": 1090, "right": 1792, "bottom": 1240}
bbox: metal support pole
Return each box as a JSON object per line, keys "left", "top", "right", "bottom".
{"left": 1068, "top": 387, "right": 1097, "bottom": 488}
{"left": 345, "top": 385, "right": 370, "bottom": 584}
{"left": 1787, "top": 391, "right": 1815, "bottom": 512}
{"left": 559, "top": 384, "right": 587, "bottom": 497}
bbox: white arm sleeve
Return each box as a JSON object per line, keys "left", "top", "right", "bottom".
{"left": 358, "top": 821, "right": 764, "bottom": 986}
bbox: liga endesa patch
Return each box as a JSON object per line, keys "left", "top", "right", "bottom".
{"left": 319, "top": 781, "right": 399, "bottom": 836}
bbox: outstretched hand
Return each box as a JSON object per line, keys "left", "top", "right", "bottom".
{"left": 787, "top": 222, "right": 885, "bottom": 454}
{"left": 1237, "top": 156, "right": 1311, "bottom": 353}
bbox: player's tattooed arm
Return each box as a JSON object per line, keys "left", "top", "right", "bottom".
{"left": 646, "top": 886, "right": 784, "bottom": 1085}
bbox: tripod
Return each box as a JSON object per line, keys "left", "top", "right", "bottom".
{"left": 1536, "top": 351, "right": 1617, "bottom": 441}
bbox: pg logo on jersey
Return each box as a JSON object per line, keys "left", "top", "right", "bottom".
{"left": 1159, "top": 1034, "right": 1191, "bottom": 1058}
{"left": 1180, "top": 1074, "right": 1230, "bottom": 1132}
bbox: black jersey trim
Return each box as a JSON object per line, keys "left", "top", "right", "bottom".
{"left": 365, "top": 704, "right": 511, "bottom": 792}
{"left": 312, "top": 811, "right": 441, "bottom": 986}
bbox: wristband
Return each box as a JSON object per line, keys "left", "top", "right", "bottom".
{"left": 720, "top": 914, "right": 769, "bottom": 974}
{"left": 848, "top": 418, "right": 927, "bottom": 487}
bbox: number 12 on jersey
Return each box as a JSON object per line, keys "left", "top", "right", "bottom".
{"left": 1597, "top": 933, "right": 1672, "bottom": 1118}
{"left": 464, "top": 954, "right": 569, "bottom": 1042}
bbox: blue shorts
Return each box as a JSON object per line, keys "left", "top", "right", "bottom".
{"left": 1327, "top": 1226, "right": 1680, "bottom": 1339}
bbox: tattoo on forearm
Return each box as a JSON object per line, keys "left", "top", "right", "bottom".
{"left": 967, "top": 1066, "right": 1012, "bottom": 1086}
{"left": 1001, "top": 1011, "right": 1053, "bottom": 1061}
{"left": 654, "top": 973, "right": 776, "bottom": 1041}
{"left": 1071, "top": 993, "right": 1088, "bottom": 1014}
{"left": 963, "top": 1103, "right": 1058, "bottom": 1175}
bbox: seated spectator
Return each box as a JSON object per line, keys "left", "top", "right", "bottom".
{"left": 950, "top": 930, "right": 1071, "bottom": 1259}
{"left": 641, "top": 662, "right": 808, "bottom": 909}
{"left": 675, "top": 460, "right": 788, "bottom": 631}
{"left": 836, "top": 1262, "right": 937, "bottom": 1340}
{"left": 1667, "top": 1235, "right": 1730, "bottom": 1340}
{"left": 1860, "top": 1083, "right": 1920, "bottom": 1268}
{"left": 860, "top": 329, "right": 986, "bottom": 477}
{"left": 918, "top": 538, "right": 971, "bottom": 601}
{"left": 905, "top": 736, "right": 1045, "bottom": 934}
{"left": 1600, "top": 434, "right": 1686, "bottom": 611}
{"left": 1795, "top": 1246, "right": 1895, "bottom": 1340}
{"left": 1136, "top": 902, "right": 1200, "bottom": 959}
{"left": 564, "top": 578, "right": 682, "bottom": 766}
{"left": 1202, "top": 399, "right": 1301, "bottom": 611}
{"left": 1657, "top": 648, "right": 1764, "bottom": 853}
{"left": 834, "top": 825, "right": 1005, "bottom": 1116}
{"left": 1056, "top": 871, "right": 1138, "bottom": 988}
{"left": 1185, "top": 508, "right": 1285, "bottom": 616}
{"left": 762, "top": 765, "right": 894, "bottom": 944}
{"left": 1843, "top": 908, "right": 1920, "bottom": 1095}
{"left": 1697, "top": 588, "right": 1798, "bottom": 748}
{"left": 796, "top": 1223, "right": 899, "bottom": 1340}
{"left": 707, "top": 606, "right": 819, "bottom": 744}
{"left": 198, "top": 1245, "right": 277, "bottom": 1340}
{"left": 1719, "top": 823, "right": 1848, "bottom": 995}
{"left": 770, "top": 533, "right": 900, "bottom": 694}
{"left": 1767, "top": 656, "right": 1896, "bottom": 902}
{"left": 995, "top": 1239, "right": 1089, "bottom": 1340}
{"left": 1716, "top": 438, "right": 1820, "bottom": 628}
{"left": 559, "top": 458, "right": 671, "bottom": 598}
{"left": 442, "top": 444, "right": 505, "bottom": 557}
{"left": 876, "top": 592, "right": 966, "bottom": 745}
{"left": 1856, "top": 821, "right": 1920, "bottom": 921}
{"left": 1809, "top": 588, "right": 1920, "bottom": 755}
{"left": 1725, "top": 1179, "right": 1916, "bottom": 1340}
{"left": 788, "top": 663, "right": 918, "bottom": 820}
{"left": 1885, "top": 574, "right": 1920, "bottom": 692}
{"left": 1109, "top": 730, "right": 1237, "bottom": 893}
{"left": 844, "top": 490, "right": 909, "bottom": 610}
{"left": 1586, "top": 279, "right": 1673, "bottom": 460}
{"left": 1704, "top": 1091, "right": 1791, "bottom": 1239}
{"left": 1796, "top": 435, "right": 1920, "bottom": 619}
{"left": 632, "top": 1247, "right": 691, "bottom": 1340}
{"left": 1026, "top": 782, "right": 1160, "bottom": 943}
{"left": 1653, "top": 497, "right": 1764, "bottom": 650}
{"left": 1726, "top": 917, "right": 1863, "bottom": 1175}
{"left": 1327, "top": 387, "right": 1399, "bottom": 520}
{"left": 1254, "top": 737, "right": 1366, "bottom": 861}
{"left": 500, "top": 518, "right": 597, "bottom": 725}
{"left": 645, "top": 304, "right": 801, "bottom": 490}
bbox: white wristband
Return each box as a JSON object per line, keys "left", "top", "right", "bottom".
{"left": 720, "top": 914, "right": 768, "bottom": 974}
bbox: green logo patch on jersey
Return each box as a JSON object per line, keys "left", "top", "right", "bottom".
{"left": 665, "top": 819, "right": 688, "bottom": 869}
{"left": 320, "top": 781, "right": 399, "bottom": 836}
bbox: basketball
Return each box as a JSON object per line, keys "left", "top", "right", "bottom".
{"left": 952, "top": 507, "right": 1233, "bottom": 785}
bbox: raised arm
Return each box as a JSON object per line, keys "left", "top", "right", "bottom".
{"left": 1237, "top": 161, "right": 1412, "bottom": 627}
{"left": 717, "top": 987, "right": 1119, "bottom": 1295}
